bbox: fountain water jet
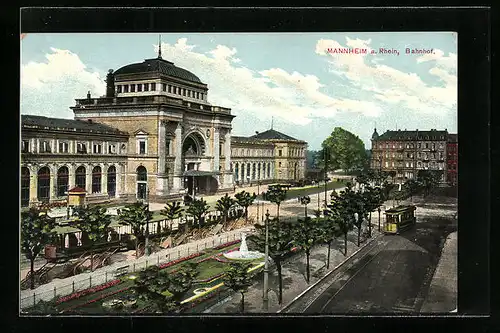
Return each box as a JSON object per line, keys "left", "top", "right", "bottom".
{"left": 223, "top": 233, "right": 264, "bottom": 261}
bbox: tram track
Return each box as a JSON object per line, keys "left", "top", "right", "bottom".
{"left": 280, "top": 236, "right": 389, "bottom": 313}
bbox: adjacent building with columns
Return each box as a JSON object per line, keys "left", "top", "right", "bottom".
{"left": 20, "top": 50, "right": 309, "bottom": 208}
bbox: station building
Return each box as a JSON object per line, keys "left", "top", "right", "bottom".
{"left": 20, "top": 49, "right": 307, "bottom": 207}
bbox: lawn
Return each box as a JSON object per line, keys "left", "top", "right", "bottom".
{"left": 195, "top": 259, "right": 228, "bottom": 280}
{"left": 44, "top": 241, "right": 242, "bottom": 313}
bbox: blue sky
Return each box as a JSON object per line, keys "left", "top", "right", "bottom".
{"left": 20, "top": 32, "right": 457, "bottom": 150}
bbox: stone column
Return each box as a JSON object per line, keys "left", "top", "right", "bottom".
{"left": 86, "top": 164, "right": 92, "bottom": 193}
{"left": 157, "top": 121, "right": 169, "bottom": 196}
{"left": 223, "top": 131, "right": 233, "bottom": 187}
{"left": 29, "top": 165, "right": 38, "bottom": 203}
{"left": 50, "top": 165, "right": 57, "bottom": 200}
{"left": 213, "top": 128, "right": 220, "bottom": 172}
{"left": 102, "top": 164, "right": 108, "bottom": 194}
{"left": 173, "top": 123, "right": 183, "bottom": 192}
{"left": 68, "top": 164, "right": 76, "bottom": 189}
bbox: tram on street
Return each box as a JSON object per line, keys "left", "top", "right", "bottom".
{"left": 383, "top": 205, "right": 417, "bottom": 235}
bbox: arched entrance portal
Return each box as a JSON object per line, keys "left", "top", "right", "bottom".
{"left": 182, "top": 132, "right": 218, "bottom": 196}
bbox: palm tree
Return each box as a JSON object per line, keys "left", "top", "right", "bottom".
{"left": 247, "top": 218, "right": 294, "bottom": 304}
{"left": 21, "top": 208, "right": 57, "bottom": 290}
{"left": 160, "top": 201, "right": 184, "bottom": 233}
{"left": 266, "top": 185, "right": 288, "bottom": 220}
{"left": 185, "top": 198, "right": 210, "bottom": 230}
{"left": 223, "top": 262, "right": 254, "bottom": 313}
{"left": 300, "top": 195, "right": 311, "bottom": 218}
{"left": 167, "top": 262, "right": 199, "bottom": 306}
{"left": 292, "top": 216, "right": 321, "bottom": 283}
{"left": 234, "top": 191, "right": 257, "bottom": 221}
{"left": 215, "top": 193, "right": 236, "bottom": 225}
{"left": 72, "top": 205, "right": 112, "bottom": 271}
{"left": 118, "top": 202, "right": 153, "bottom": 258}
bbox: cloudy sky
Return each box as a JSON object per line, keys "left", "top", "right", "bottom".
{"left": 20, "top": 32, "right": 457, "bottom": 150}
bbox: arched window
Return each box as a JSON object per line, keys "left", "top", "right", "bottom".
{"left": 37, "top": 167, "right": 50, "bottom": 202}
{"left": 92, "top": 166, "right": 102, "bottom": 193}
{"left": 75, "top": 166, "right": 86, "bottom": 189}
{"left": 21, "top": 167, "right": 30, "bottom": 207}
{"left": 107, "top": 166, "right": 116, "bottom": 197}
{"left": 136, "top": 166, "right": 147, "bottom": 200}
{"left": 57, "top": 166, "right": 69, "bottom": 197}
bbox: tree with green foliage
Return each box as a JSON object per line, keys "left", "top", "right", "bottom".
{"left": 352, "top": 190, "right": 369, "bottom": 247}
{"left": 72, "top": 205, "right": 112, "bottom": 271}
{"left": 404, "top": 179, "right": 421, "bottom": 202}
{"left": 326, "top": 185, "right": 356, "bottom": 255}
{"left": 132, "top": 265, "right": 178, "bottom": 313}
{"left": 292, "top": 216, "right": 322, "bottom": 283}
{"left": 417, "top": 170, "right": 443, "bottom": 197}
{"left": 215, "top": 193, "right": 236, "bottom": 225}
{"left": 363, "top": 184, "right": 381, "bottom": 237}
{"left": 266, "top": 185, "right": 288, "bottom": 220}
{"left": 21, "top": 208, "right": 57, "bottom": 290}
{"left": 317, "top": 127, "right": 368, "bottom": 174}
{"left": 160, "top": 201, "right": 184, "bottom": 233}
{"left": 167, "top": 262, "right": 199, "bottom": 306}
{"left": 300, "top": 195, "right": 311, "bottom": 218}
{"left": 118, "top": 201, "right": 154, "bottom": 258}
{"left": 223, "top": 262, "right": 254, "bottom": 313}
{"left": 247, "top": 218, "right": 294, "bottom": 304}
{"left": 234, "top": 191, "right": 257, "bottom": 221}
{"left": 319, "top": 207, "right": 343, "bottom": 269}
{"left": 186, "top": 198, "right": 210, "bottom": 230}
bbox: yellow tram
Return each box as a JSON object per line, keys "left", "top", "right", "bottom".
{"left": 383, "top": 205, "right": 417, "bottom": 234}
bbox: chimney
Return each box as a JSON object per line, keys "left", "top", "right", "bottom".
{"left": 255, "top": 131, "right": 259, "bottom": 135}
{"left": 87, "top": 91, "right": 91, "bottom": 100}
{"left": 106, "top": 69, "right": 115, "bottom": 98}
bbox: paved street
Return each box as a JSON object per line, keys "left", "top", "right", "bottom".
{"left": 282, "top": 191, "right": 457, "bottom": 314}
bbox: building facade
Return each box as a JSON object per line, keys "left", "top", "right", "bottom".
{"left": 446, "top": 134, "right": 458, "bottom": 186}
{"left": 370, "top": 128, "right": 448, "bottom": 183}
{"left": 21, "top": 115, "right": 129, "bottom": 207}
{"left": 20, "top": 50, "right": 308, "bottom": 207}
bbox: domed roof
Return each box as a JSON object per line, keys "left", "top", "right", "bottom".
{"left": 371, "top": 128, "right": 379, "bottom": 140}
{"left": 114, "top": 57, "right": 203, "bottom": 84}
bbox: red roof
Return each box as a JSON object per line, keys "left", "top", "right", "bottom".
{"left": 68, "top": 186, "right": 87, "bottom": 193}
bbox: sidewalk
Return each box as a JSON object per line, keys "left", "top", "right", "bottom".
{"left": 420, "top": 231, "right": 457, "bottom": 313}
{"left": 203, "top": 227, "right": 382, "bottom": 313}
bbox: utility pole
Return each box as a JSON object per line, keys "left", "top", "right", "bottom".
{"left": 145, "top": 187, "right": 150, "bottom": 256}
{"left": 263, "top": 210, "right": 270, "bottom": 312}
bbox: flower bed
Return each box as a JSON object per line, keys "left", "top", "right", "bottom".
{"left": 158, "top": 252, "right": 203, "bottom": 270}
{"left": 213, "top": 239, "right": 240, "bottom": 250}
{"left": 61, "top": 287, "right": 131, "bottom": 313}
{"left": 56, "top": 279, "right": 122, "bottom": 304}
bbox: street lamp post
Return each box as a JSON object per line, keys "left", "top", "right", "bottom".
{"left": 378, "top": 206, "right": 381, "bottom": 232}
{"left": 257, "top": 181, "right": 261, "bottom": 221}
{"left": 324, "top": 147, "right": 328, "bottom": 208}
{"left": 263, "top": 209, "right": 270, "bottom": 312}
{"left": 145, "top": 187, "right": 150, "bottom": 256}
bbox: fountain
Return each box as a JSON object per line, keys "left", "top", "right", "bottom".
{"left": 223, "top": 233, "right": 264, "bottom": 261}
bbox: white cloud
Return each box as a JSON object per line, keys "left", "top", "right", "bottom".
{"left": 21, "top": 48, "right": 106, "bottom": 118}
{"left": 157, "top": 39, "right": 382, "bottom": 125}
{"left": 316, "top": 38, "right": 457, "bottom": 114}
